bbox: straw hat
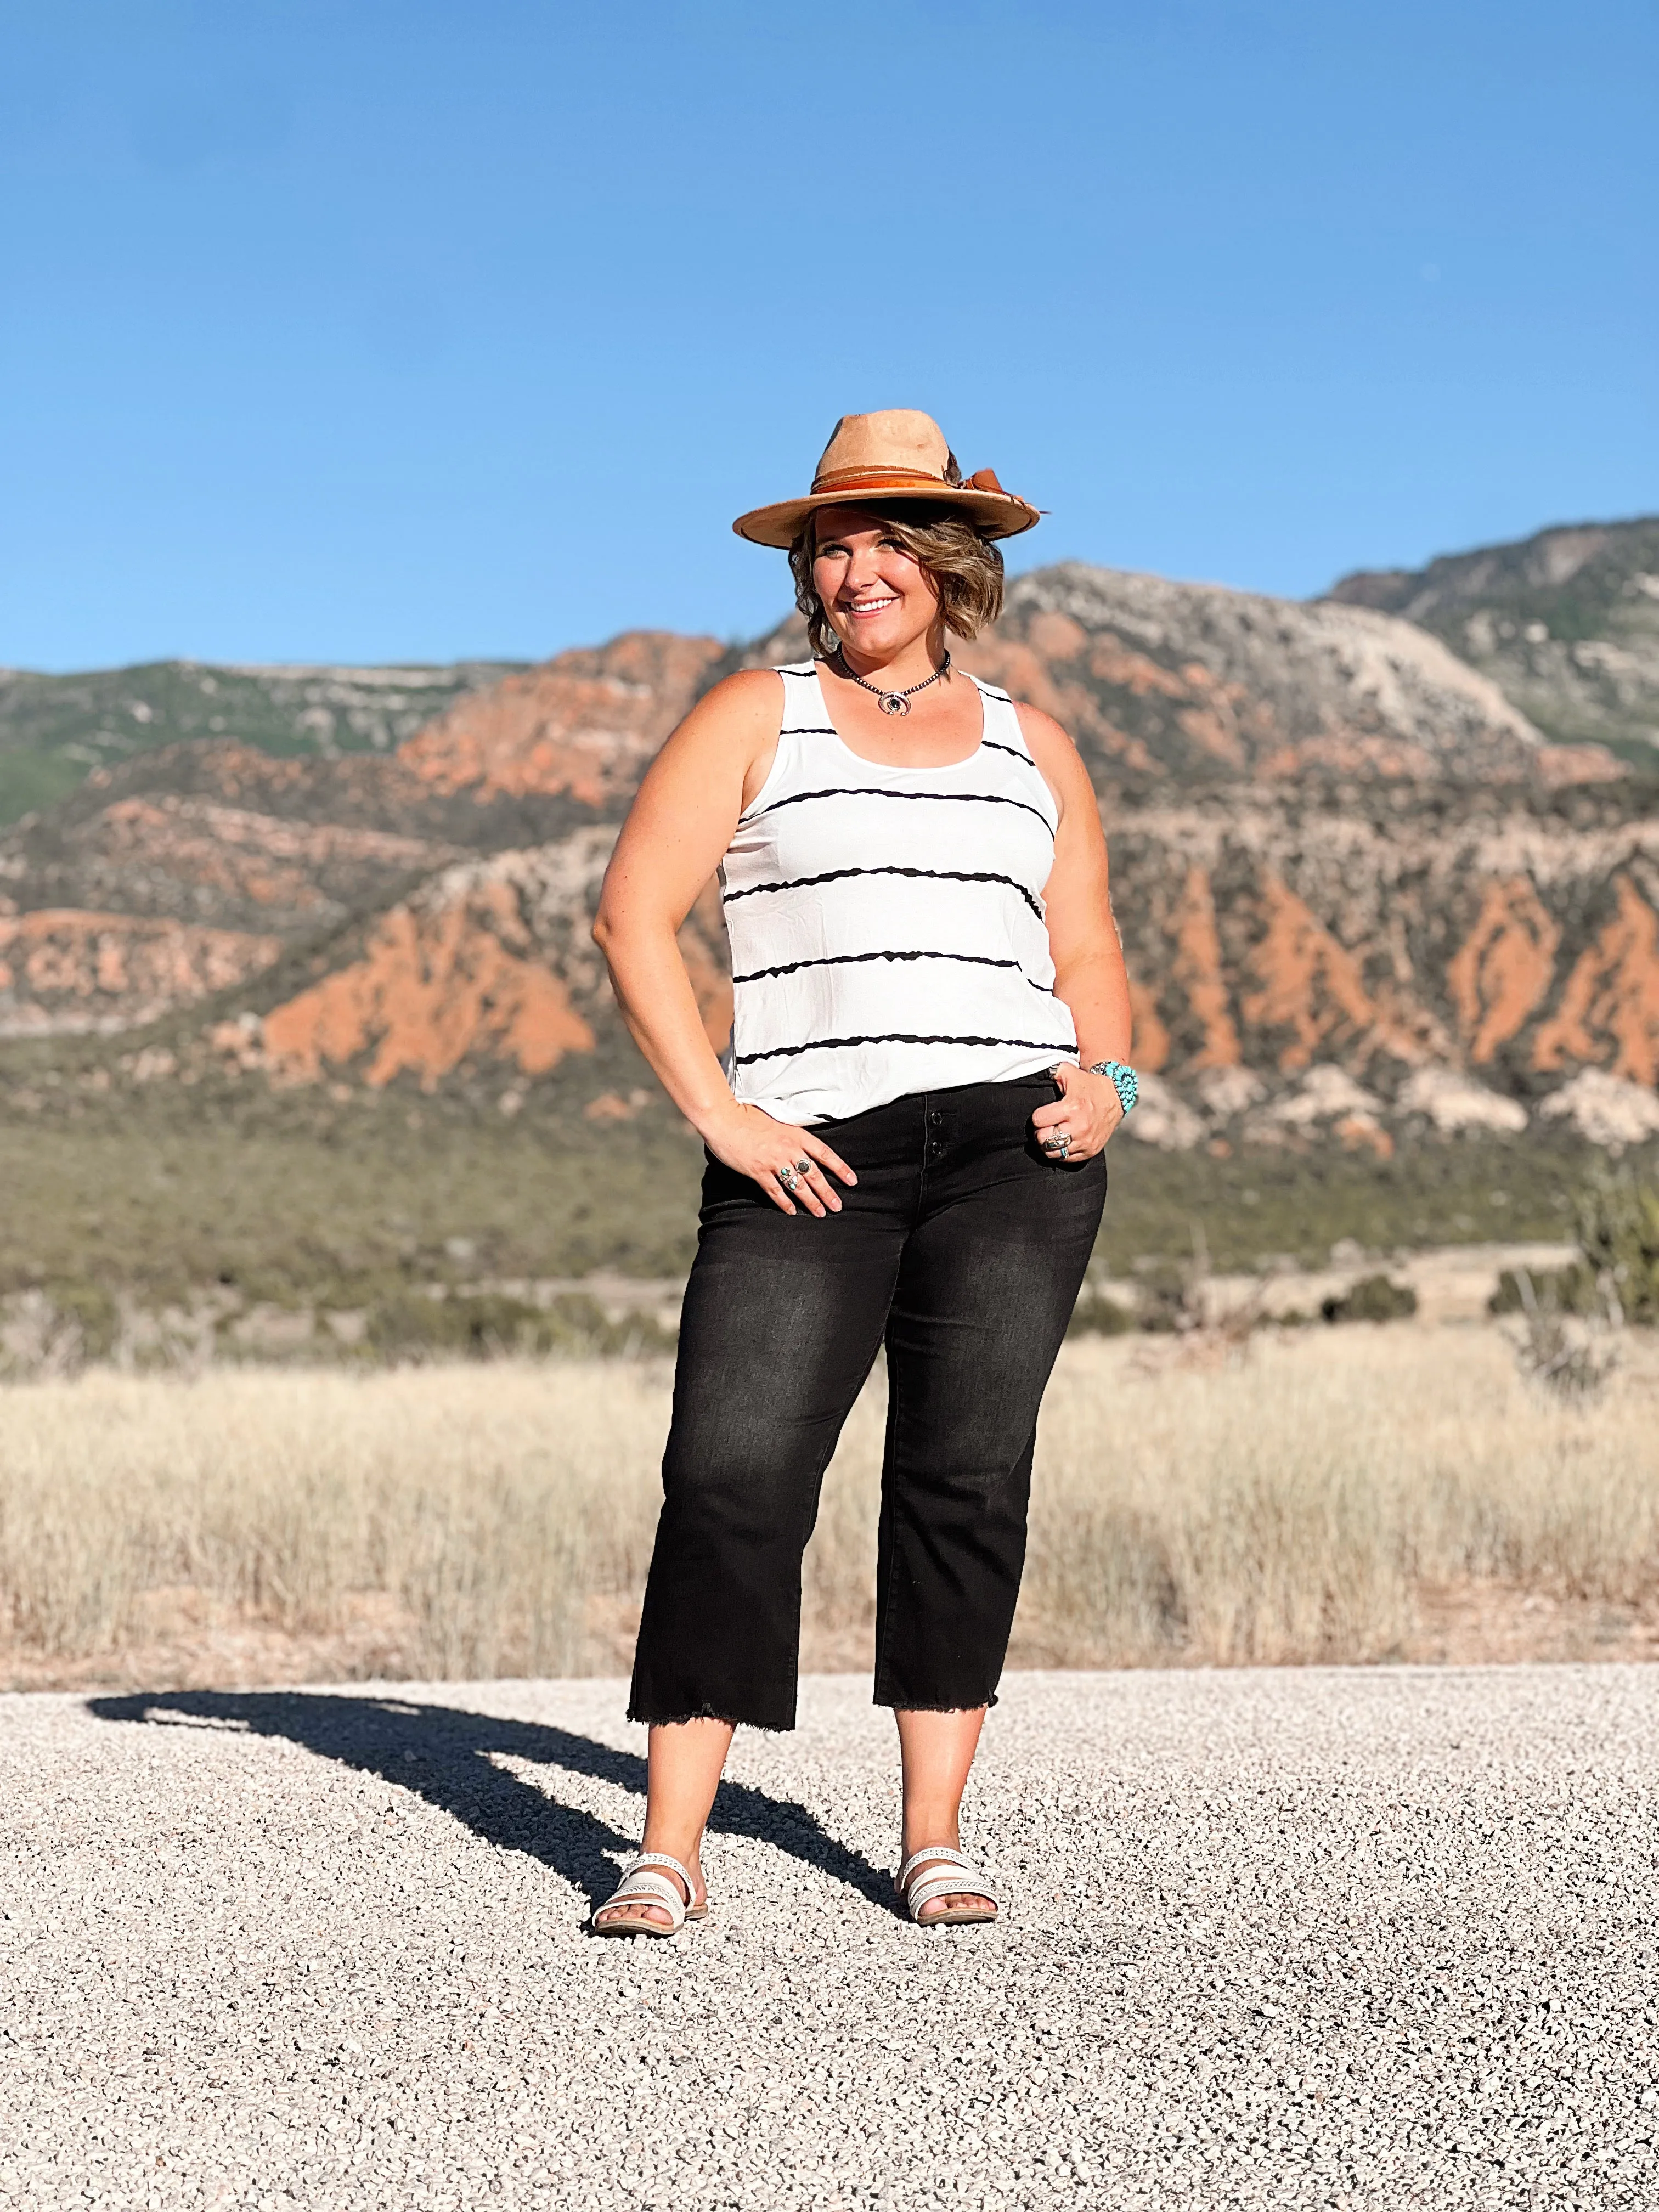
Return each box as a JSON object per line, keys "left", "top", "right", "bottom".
{"left": 732, "top": 409, "right": 1041, "bottom": 549}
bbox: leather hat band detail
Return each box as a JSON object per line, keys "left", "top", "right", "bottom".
{"left": 731, "top": 409, "right": 1041, "bottom": 548}
{"left": 810, "top": 465, "right": 950, "bottom": 493}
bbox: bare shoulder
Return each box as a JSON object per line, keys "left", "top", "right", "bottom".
{"left": 681, "top": 666, "right": 783, "bottom": 736}
{"left": 706, "top": 665, "right": 786, "bottom": 712}
{"left": 1012, "top": 699, "right": 1081, "bottom": 771}
{"left": 653, "top": 666, "right": 782, "bottom": 770}
{"left": 1012, "top": 700, "right": 1094, "bottom": 814}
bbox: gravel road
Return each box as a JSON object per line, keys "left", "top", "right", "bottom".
{"left": 3, "top": 1668, "right": 1656, "bottom": 2209}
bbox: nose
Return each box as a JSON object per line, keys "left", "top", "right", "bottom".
{"left": 842, "top": 546, "right": 887, "bottom": 594}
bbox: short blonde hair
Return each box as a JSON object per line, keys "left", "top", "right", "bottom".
{"left": 789, "top": 495, "right": 1006, "bottom": 661}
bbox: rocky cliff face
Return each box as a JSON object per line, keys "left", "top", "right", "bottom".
{"left": 969, "top": 566, "right": 1589, "bottom": 785}
{"left": 2, "top": 560, "right": 1655, "bottom": 1155}
{"left": 1327, "top": 516, "right": 1659, "bottom": 770}
{"left": 1108, "top": 788, "right": 1659, "bottom": 1139}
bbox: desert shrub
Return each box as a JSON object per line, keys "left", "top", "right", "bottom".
{"left": 362, "top": 1289, "right": 674, "bottom": 1364}
{"left": 1489, "top": 1262, "right": 1600, "bottom": 1319}
{"left": 1067, "top": 1285, "right": 1137, "bottom": 1337}
{"left": 1321, "top": 1273, "right": 1418, "bottom": 1324}
{"left": 1496, "top": 1266, "right": 1618, "bottom": 1402}
{"left": 1133, "top": 1251, "right": 1214, "bottom": 1335}
{"left": 363, "top": 1290, "right": 526, "bottom": 1362}
{"left": 1489, "top": 1172, "right": 1659, "bottom": 1328}
{"left": 50, "top": 1285, "right": 120, "bottom": 1362}
{"left": 1576, "top": 1170, "right": 1659, "bottom": 1325}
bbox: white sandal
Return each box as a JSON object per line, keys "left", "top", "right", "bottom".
{"left": 590, "top": 1851, "right": 707, "bottom": 1939}
{"left": 898, "top": 1847, "right": 999, "bottom": 1927}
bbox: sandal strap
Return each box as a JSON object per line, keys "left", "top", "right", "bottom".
{"left": 899, "top": 1846, "right": 976, "bottom": 1890}
{"left": 899, "top": 1847, "right": 997, "bottom": 1920}
{"left": 599, "top": 1868, "right": 686, "bottom": 1928}
{"left": 625, "top": 1850, "right": 695, "bottom": 1898}
{"left": 906, "top": 1867, "right": 997, "bottom": 1917}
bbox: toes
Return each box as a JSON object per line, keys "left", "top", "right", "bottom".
{"left": 595, "top": 1904, "right": 673, "bottom": 1931}
{"left": 918, "top": 1892, "right": 995, "bottom": 1922}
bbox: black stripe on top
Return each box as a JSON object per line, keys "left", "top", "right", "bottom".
{"left": 979, "top": 735, "right": 1059, "bottom": 800}
{"left": 746, "top": 785, "right": 1055, "bottom": 833}
{"left": 723, "top": 863, "right": 1045, "bottom": 923}
{"left": 732, "top": 947, "right": 1057, "bottom": 995}
{"left": 735, "top": 947, "right": 1015, "bottom": 984}
{"left": 732, "top": 1030, "right": 1074, "bottom": 1068}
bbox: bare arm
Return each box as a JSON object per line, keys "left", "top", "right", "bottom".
{"left": 592, "top": 670, "right": 856, "bottom": 1216}
{"left": 1019, "top": 704, "right": 1135, "bottom": 1158}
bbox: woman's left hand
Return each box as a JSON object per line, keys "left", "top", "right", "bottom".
{"left": 1030, "top": 1062, "right": 1124, "bottom": 1163}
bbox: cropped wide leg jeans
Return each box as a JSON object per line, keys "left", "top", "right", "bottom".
{"left": 628, "top": 1076, "right": 1106, "bottom": 1731}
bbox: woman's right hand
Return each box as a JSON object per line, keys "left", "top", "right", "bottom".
{"left": 702, "top": 1103, "right": 858, "bottom": 1218}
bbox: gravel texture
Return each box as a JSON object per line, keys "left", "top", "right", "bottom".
{"left": 2, "top": 1667, "right": 1656, "bottom": 2210}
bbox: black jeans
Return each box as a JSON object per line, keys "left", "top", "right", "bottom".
{"left": 628, "top": 1076, "right": 1106, "bottom": 1731}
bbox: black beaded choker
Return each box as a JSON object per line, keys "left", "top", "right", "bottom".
{"left": 832, "top": 648, "right": 952, "bottom": 718}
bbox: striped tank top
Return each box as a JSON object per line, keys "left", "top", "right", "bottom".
{"left": 722, "top": 661, "right": 1079, "bottom": 1126}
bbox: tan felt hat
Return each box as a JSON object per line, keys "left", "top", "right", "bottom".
{"left": 732, "top": 409, "right": 1041, "bottom": 548}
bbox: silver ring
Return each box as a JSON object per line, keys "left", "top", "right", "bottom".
{"left": 1042, "top": 1131, "right": 1071, "bottom": 1158}
{"left": 777, "top": 1165, "right": 800, "bottom": 1195}
{"left": 794, "top": 1157, "right": 812, "bottom": 1177}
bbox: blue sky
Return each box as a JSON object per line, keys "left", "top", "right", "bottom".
{"left": 1, "top": 0, "right": 1654, "bottom": 670}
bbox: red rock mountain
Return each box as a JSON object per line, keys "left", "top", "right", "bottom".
{"left": 2, "top": 568, "right": 1655, "bottom": 1152}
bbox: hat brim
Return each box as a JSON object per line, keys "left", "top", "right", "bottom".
{"left": 732, "top": 483, "right": 1041, "bottom": 549}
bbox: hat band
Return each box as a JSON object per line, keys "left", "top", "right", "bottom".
{"left": 809, "top": 465, "right": 951, "bottom": 494}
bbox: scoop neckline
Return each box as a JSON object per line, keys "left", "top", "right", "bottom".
{"left": 810, "top": 661, "right": 987, "bottom": 774}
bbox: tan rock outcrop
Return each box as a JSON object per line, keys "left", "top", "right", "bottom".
{"left": 0, "top": 910, "right": 281, "bottom": 1037}
{"left": 398, "top": 632, "right": 726, "bottom": 803}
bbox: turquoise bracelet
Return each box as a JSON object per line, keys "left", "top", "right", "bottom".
{"left": 1087, "top": 1059, "right": 1139, "bottom": 1118}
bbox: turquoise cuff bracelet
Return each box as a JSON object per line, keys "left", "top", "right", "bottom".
{"left": 1087, "top": 1059, "right": 1139, "bottom": 1118}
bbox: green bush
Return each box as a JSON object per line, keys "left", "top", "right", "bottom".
{"left": 1321, "top": 1273, "right": 1418, "bottom": 1325}
{"left": 1576, "top": 1169, "right": 1659, "bottom": 1325}
{"left": 1488, "top": 1171, "right": 1659, "bottom": 1326}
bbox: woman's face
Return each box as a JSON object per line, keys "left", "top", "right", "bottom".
{"left": 811, "top": 510, "right": 940, "bottom": 660}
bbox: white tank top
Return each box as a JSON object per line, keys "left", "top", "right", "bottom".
{"left": 721, "top": 662, "right": 1079, "bottom": 1126}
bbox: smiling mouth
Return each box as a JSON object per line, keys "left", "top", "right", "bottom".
{"left": 844, "top": 595, "right": 899, "bottom": 617}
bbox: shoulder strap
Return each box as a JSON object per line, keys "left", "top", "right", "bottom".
{"left": 968, "top": 673, "right": 1032, "bottom": 758}
{"left": 776, "top": 659, "right": 835, "bottom": 738}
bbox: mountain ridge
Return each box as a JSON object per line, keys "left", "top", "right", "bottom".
{"left": 2, "top": 539, "right": 1656, "bottom": 1163}
{"left": 1327, "top": 514, "right": 1659, "bottom": 768}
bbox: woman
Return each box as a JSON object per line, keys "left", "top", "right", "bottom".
{"left": 590, "top": 409, "right": 1137, "bottom": 1935}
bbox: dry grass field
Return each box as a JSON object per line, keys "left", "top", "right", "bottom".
{"left": 3, "top": 1325, "right": 1657, "bottom": 1691}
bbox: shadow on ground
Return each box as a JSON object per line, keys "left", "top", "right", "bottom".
{"left": 88, "top": 1690, "right": 894, "bottom": 1915}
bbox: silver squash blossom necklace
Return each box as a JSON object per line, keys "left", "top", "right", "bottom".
{"left": 834, "top": 648, "right": 952, "bottom": 717}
